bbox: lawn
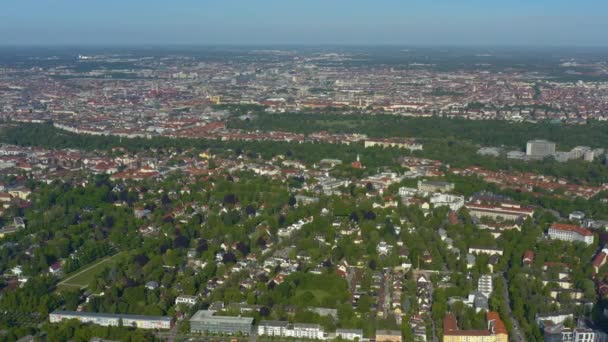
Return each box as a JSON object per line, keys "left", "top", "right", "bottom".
{"left": 295, "top": 289, "right": 332, "bottom": 304}
{"left": 57, "top": 252, "right": 124, "bottom": 291}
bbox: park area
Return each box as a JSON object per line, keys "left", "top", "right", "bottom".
{"left": 57, "top": 253, "right": 124, "bottom": 291}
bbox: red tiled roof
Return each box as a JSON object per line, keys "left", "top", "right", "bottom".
{"left": 593, "top": 251, "right": 607, "bottom": 268}
{"left": 443, "top": 314, "right": 490, "bottom": 336}
{"left": 448, "top": 211, "right": 460, "bottom": 225}
{"left": 523, "top": 250, "right": 535, "bottom": 262}
{"left": 487, "top": 312, "right": 508, "bottom": 335}
{"left": 549, "top": 223, "right": 593, "bottom": 237}
{"left": 467, "top": 202, "right": 534, "bottom": 214}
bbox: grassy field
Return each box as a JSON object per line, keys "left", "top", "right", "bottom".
{"left": 57, "top": 252, "right": 124, "bottom": 291}
{"left": 295, "top": 289, "right": 331, "bottom": 304}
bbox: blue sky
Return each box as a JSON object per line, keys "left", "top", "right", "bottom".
{"left": 1, "top": 0, "right": 607, "bottom": 46}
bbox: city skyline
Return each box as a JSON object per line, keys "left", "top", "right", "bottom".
{"left": 1, "top": 0, "right": 608, "bottom": 46}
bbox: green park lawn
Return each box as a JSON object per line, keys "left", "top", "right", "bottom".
{"left": 57, "top": 252, "right": 124, "bottom": 291}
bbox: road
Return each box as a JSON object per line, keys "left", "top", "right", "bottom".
{"left": 430, "top": 282, "right": 437, "bottom": 342}
{"left": 166, "top": 325, "right": 178, "bottom": 342}
{"left": 501, "top": 273, "right": 525, "bottom": 342}
{"left": 154, "top": 331, "right": 257, "bottom": 342}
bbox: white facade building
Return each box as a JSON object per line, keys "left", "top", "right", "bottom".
{"left": 258, "top": 321, "right": 289, "bottom": 337}
{"left": 478, "top": 275, "right": 493, "bottom": 298}
{"left": 292, "top": 323, "right": 325, "bottom": 339}
{"left": 49, "top": 310, "right": 173, "bottom": 330}
{"left": 257, "top": 321, "right": 325, "bottom": 340}
{"left": 336, "top": 328, "right": 364, "bottom": 341}
{"left": 175, "top": 295, "right": 197, "bottom": 306}
{"left": 430, "top": 193, "right": 465, "bottom": 211}
{"left": 548, "top": 223, "right": 594, "bottom": 245}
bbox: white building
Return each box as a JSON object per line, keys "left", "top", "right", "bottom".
{"left": 465, "top": 201, "right": 534, "bottom": 221}
{"left": 569, "top": 211, "right": 586, "bottom": 221}
{"left": 175, "top": 295, "right": 197, "bottom": 306}
{"left": 50, "top": 310, "right": 173, "bottom": 330}
{"left": 377, "top": 241, "right": 393, "bottom": 256}
{"left": 398, "top": 187, "right": 418, "bottom": 199}
{"left": 430, "top": 193, "right": 464, "bottom": 211}
{"left": 336, "top": 328, "right": 364, "bottom": 341}
{"left": 258, "top": 321, "right": 289, "bottom": 337}
{"left": 277, "top": 216, "right": 314, "bottom": 238}
{"left": 257, "top": 321, "right": 325, "bottom": 340}
{"left": 572, "top": 328, "right": 596, "bottom": 342}
{"left": 478, "top": 275, "right": 493, "bottom": 298}
{"left": 548, "top": 223, "right": 594, "bottom": 245}
{"left": 468, "top": 247, "right": 503, "bottom": 256}
{"left": 417, "top": 180, "right": 454, "bottom": 193}
{"left": 364, "top": 139, "right": 423, "bottom": 151}
{"left": 292, "top": 323, "right": 325, "bottom": 339}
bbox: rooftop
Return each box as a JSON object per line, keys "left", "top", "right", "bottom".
{"left": 51, "top": 310, "right": 172, "bottom": 322}
{"left": 190, "top": 310, "right": 254, "bottom": 325}
{"left": 549, "top": 223, "right": 593, "bottom": 237}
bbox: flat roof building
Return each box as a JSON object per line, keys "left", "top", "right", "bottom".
{"left": 526, "top": 140, "right": 556, "bottom": 158}
{"left": 257, "top": 320, "right": 325, "bottom": 340}
{"left": 190, "top": 310, "right": 253, "bottom": 336}
{"left": 258, "top": 320, "right": 290, "bottom": 337}
{"left": 49, "top": 310, "right": 173, "bottom": 330}
{"left": 336, "top": 328, "right": 364, "bottom": 341}
{"left": 418, "top": 180, "right": 455, "bottom": 193}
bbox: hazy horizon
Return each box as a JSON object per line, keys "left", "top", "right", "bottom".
{"left": 2, "top": 0, "right": 608, "bottom": 46}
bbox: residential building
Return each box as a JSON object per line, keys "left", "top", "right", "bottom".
{"left": 593, "top": 247, "right": 608, "bottom": 274}
{"left": 523, "top": 250, "right": 535, "bottom": 266}
{"left": 175, "top": 295, "right": 197, "bottom": 306}
{"left": 364, "top": 138, "right": 423, "bottom": 151}
{"left": 398, "top": 187, "right": 418, "bottom": 199}
{"left": 0, "top": 225, "right": 22, "bottom": 238}
{"left": 430, "top": 193, "right": 465, "bottom": 211}
{"left": 258, "top": 320, "right": 289, "bottom": 337}
{"left": 569, "top": 211, "right": 585, "bottom": 221}
{"left": 478, "top": 275, "right": 493, "bottom": 298}
{"left": 443, "top": 312, "right": 508, "bottom": 342}
{"left": 49, "top": 310, "right": 173, "bottom": 330}
{"left": 257, "top": 321, "right": 325, "bottom": 340}
{"left": 466, "top": 201, "right": 534, "bottom": 221}
{"left": 541, "top": 321, "right": 574, "bottom": 342}
{"left": 292, "top": 323, "right": 325, "bottom": 340}
{"left": 468, "top": 247, "right": 503, "bottom": 257}
{"left": 539, "top": 316, "right": 600, "bottom": 342}
{"left": 487, "top": 312, "right": 509, "bottom": 342}
{"left": 417, "top": 180, "right": 454, "bottom": 193}
{"left": 336, "top": 328, "right": 364, "bottom": 341}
